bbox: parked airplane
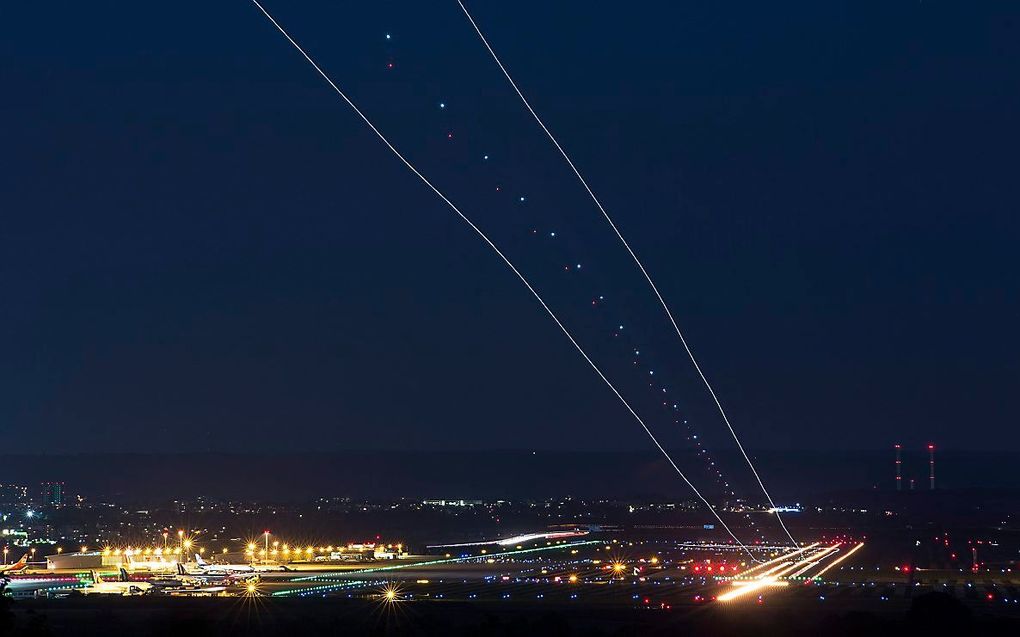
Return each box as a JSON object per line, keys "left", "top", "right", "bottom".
{"left": 193, "top": 554, "right": 288, "bottom": 575}
{"left": 79, "top": 568, "right": 153, "bottom": 595}
{"left": 0, "top": 555, "right": 29, "bottom": 575}
{"left": 147, "top": 564, "right": 230, "bottom": 593}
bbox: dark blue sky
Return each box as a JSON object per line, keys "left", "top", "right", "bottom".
{"left": 3, "top": 1, "right": 1018, "bottom": 455}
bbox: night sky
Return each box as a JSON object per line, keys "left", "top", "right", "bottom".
{"left": 3, "top": 1, "right": 1018, "bottom": 455}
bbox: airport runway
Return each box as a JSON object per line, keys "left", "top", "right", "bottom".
{"left": 6, "top": 539, "right": 1020, "bottom": 617}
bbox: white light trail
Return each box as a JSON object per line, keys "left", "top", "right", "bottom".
{"left": 719, "top": 543, "right": 836, "bottom": 602}
{"left": 717, "top": 577, "right": 788, "bottom": 602}
{"left": 427, "top": 530, "right": 589, "bottom": 548}
{"left": 248, "top": 0, "right": 758, "bottom": 561}
{"left": 456, "top": 0, "right": 796, "bottom": 547}
{"left": 812, "top": 542, "right": 864, "bottom": 579}
{"left": 737, "top": 543, "right": 817, "bottom": 579}
{"left": 785, "top": 544, "right": 841, "bottom": 578}
{"left": 672, "top": 542, "right": 790, "bottom": 551}
{"left": 756, "top": 561, "right": 793, "bottom": 578}
{"left": 787, "top": 561, "right": 821, "bottom": 578}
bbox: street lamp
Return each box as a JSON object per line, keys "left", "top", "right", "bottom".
{"left": 3, "top": 547, "right": 8, "bottom": 565}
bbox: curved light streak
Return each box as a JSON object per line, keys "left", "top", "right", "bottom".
{"left": 456, "top": 0, "right": 796, "bottom": 546}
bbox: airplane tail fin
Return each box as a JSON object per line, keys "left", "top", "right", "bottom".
{"left": 178, "top": 563, "right": 187, "bottom": 575}
{"left": 194, "top": 553, "right": 206, "bottom": 566}
{"left": 91, "top": 569, "right": 102, "bottom": 583}
{"left": 119, "top": 567, "right": 130, "bottom": 582}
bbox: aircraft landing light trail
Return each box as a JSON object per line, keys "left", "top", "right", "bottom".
{"left": 734, "top": 543, "right": 820, "bottom": 579}
{"left": 812, "top": 542, "right": 866, "bottom": 579}
{"left": 289, "top": 540, "right": 602, "bottom": 583}
{"left": 717, "top": 542, "right": 865, "bottom": 603}
{"left": 426, "top": 530, "right": 590, "bottom": 548}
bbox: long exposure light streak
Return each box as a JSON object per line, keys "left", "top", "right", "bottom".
{"left": 717, "top": 577, "right": 788, "bottom": 602}
{"left": 248, "top": 0, "right": 756, "bottom": 560}
{"left": 719, "top": 544, "right": 835, "bottom": 602}
{"left": 293, "top": 540, "right": 601, "bottom": 583}
{"left": 758, "top": 560, "right": 799, "bottom": 579}
{"left": 782, "top": 544, "right": 840, "bottom": 578}
{"left": 427, "top": 530, "right": 588, "bottom": 548}
{"left": 456, "top": 0, "right": 796, "bottom": 547}
{"left": 812, "top": 542, "right": 865, "bottom": 579}
{"left": 716, "top": 542, "right": 860, "bottom": 601}
{"left": 736, "top": 542, "right": 817, "bottom": 579}
{"left": 672, "top": 542, "right": 790, "bottom": 552}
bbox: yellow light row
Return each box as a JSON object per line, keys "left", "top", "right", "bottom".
{"left": 88, "top": 541, "right": 404, "bottom": 558}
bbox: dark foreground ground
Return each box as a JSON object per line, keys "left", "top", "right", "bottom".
{"left": 2, "top": 593, "right": 1019, "bottom": 637}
